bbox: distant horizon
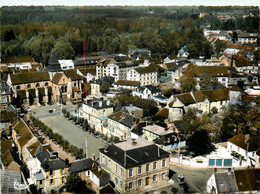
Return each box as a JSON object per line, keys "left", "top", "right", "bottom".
{"left": 1, "top": 0, "right": 259, "bottom": 7}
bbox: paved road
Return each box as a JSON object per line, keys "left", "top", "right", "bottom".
{"left": 30, "top": 105, "right": 106, "bottom": 161}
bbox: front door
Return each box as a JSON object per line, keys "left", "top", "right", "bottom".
{"left": 145, "top": 177, "right": 149, "bottom": 186}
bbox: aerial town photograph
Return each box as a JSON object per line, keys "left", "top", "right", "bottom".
{"left": 0, "top": 0, "right": 259, "bottom": 193}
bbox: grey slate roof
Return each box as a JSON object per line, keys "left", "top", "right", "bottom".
{"left": 99, "top": 144, "right": 169, "bottom": 169}
{"left": 120, "top": 114, "right": 136, "bottom": 128}
{"left": 86, "top": 99, "right": 113, "bottom": 110}
{"left": 47, "top": 52, "right": 62, "bottom": 72}
{"left": 131, "top": 122, "right": 147, "bottom": 136}
{"left": 36, "top": 150, "right": 51, "bottom": 163}
{"left": 214, "top": 172, "right": 238, "bottom": 193}
{"left": 68, "top": 158, "right": 94, "bottom": 174}
{"left": 42, "top": 158, "right": 69, "bottom": 171}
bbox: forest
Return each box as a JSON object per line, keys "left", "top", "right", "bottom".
{"left": 1, "top": 6, "right": 259, "bottom": 65}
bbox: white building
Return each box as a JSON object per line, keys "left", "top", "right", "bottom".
{"left": 227, "top": 133, "right": 260, "bottom": 167}
{"left": 107, "top": 61, "right": 139, "bottom": 82}
{"left": 58, "top": 60, "right": 74, "bottom": 70}
{"left": 132, "top": 85, "right": 160, "bottom": 99}
{"left": 127, "top": 65, "right": 158, "bottom": 86}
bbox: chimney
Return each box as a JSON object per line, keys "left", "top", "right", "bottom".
{"left": 131, "top": 139, "right": 137, "bottom": 145}
{"left": 92, "top": 154, "right": 96, "bottom": 161}
{"left": 104, "top": 146, "right": 108, "bottom": 153}
{"left": 245, "top": 134, "right": 250, "bottom": 143}
{"left": 107, "top": 99, "right": 110, "bottom": 106}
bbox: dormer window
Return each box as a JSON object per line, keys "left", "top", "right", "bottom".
{"left": 27, "top": 84, "right": 31, "bottom": 88}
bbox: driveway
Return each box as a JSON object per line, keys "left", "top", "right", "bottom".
{"left": 30, "top": 105, "right": 107, "bottom": 161}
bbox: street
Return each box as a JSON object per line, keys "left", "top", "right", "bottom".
{"left": 30, "top": 104, "right": 107, "bottom": 161}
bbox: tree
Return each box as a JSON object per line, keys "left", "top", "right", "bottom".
{"left": 53, "top": 39, "right": 75, "bottom": 59}
{"left": 65, "top": 175, "right": 91, "bottom": 193}
{"left": 100, "top": 82, "right": 110, "bottom": 94}
{"left": 199, "top": 72, "right": 218, "bottom": 90}
{"left": 186, "top": 129, "right": 215, "bottom": 156}
{"left": 179, "top": 75, "right": 196, "bottom": 93}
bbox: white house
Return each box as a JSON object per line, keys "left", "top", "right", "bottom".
{"left": 127, "top": 65, "right": 158, "bottom": 86}
{"left": 79, "top": 99, "right": 113, "bottom": 132}
{"left": 58, "top": 60, "right": 74, "bottom": 70}
{"left": 87, "top": 163, "right": 110, "bottom": 189}
{"left": 168, "top": 88, "right": 230, "bottom": 121}
{"left": 107, "top": 61, "right": 139, "bottom": 82}
{"left": 107, "top": 111, "right": 138, "bottom": 141}
{"left": 227, "top": 133, "right": 260, "bottom": 167}
{"left": 132, "top": 85, "right": 160, "bottom": 99}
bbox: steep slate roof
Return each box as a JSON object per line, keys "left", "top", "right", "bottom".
{"left": 42, "top": 158, "right": 69, "bottom": 171}
{"left": 228, "top": 133, "right": 260, "bottom": 152}
{"left": 234, "top": 168, "right": 260, "bottom": 192}
{"left": 13, "top": 119, "right": 34, "bottom": 148}
{"left": 68, "top": 158, "right": 94, "bottom": 174}
{"left": 131, "top": 122, "right": 147, "bottom": 136}
{"left": 36, "top": 150, "right": 51, "bottom": 163}
{"left": 1, "top": 136, "right": 13, "bottom": 154}
{"left": 2, "top": 56, "right": 35, "bottom": 63}
{"left": 173, "top": 93, "right": 196, "bottom": 106}
{"left": 1, "top": 110, "right": 17, "bottom": 123}
{"left": 157, "top": 108, "right": 169, "bottom": 118}
{"left": 108, "top": 111, "right": 136, "bottom": 128}
{"left": 96, "top": 58, "right": 116, "bottom": 67}
{"left": 64, "top": 69, "right": 83, "bottom": 81}
{"left": 214, "top": 172, "right": 238, "bottom": 193}
{"left": 51, "top": 73, "right": 63, "bottom": 84}
{"left": 48, "top": 52, "right": 60, "bottom": 65}
{"left": 164, "top": 63, "right": 177, "bottom": 71}
{"left": 135, "top": 65, "right": 157, "bottom": 74}
{"left": 27, "top": 141, "right": 41, "bottom": 156}
{"left": 99, "top": 143, "right": 169, "bottom": 169}
{"left": 86, "top": 99, "right": 113, "bottom": 110}
{"left": 193, "top": 88, "right": 230, "bottom": 102}
{"left": 100, "top": 184, "right": 118, "bottom": 194}
{"left": 234, "top": 54, "right": 255, "bottom": 67}
{"left": 184, "top": 63, "right": 231, "bottom": 77}
{"left": 115, "top": 80, "right": 140, "bottom": 87}
{"left": 10, "top": 71, "right": 50, "bottom": 84}
{"left": 2, "top": 150, "right": 15, "bottom": 167}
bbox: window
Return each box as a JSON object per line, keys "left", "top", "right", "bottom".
{"left": 162, "top": 173, "right": 166, "bottom": 180}
{"left": 162, "top": 159, "right": 166, "bottom": 167}
{"left": 153, "top": 162, "right": 157, "bottom": 170}
{"left": 50, "top": 179, "right": 54, "bottom": 184}
{"left": 120, "top": 181, "right": 122, "bottom": 188}
{"left": 138, "top": 166, "right": 142, "bottom": 174}
{"left": 138, "top": 179, "right": 142, "bottom": 187}
{"left": 62, "top": 177, "right": 65, "bottom": 183}
{"left": 115, "top": 178, "right": 118, "bottom": 185}
{"left": 121, "top": 168, "right": 123, "bottom": 176}
{"left": 102, "top": 156, "right": 106, "bottom": 165}
{"left": 1, "top": 124, "right": 5, "bottom": 129}
{"left": 108, "top": 160, "right": 111, "bottom": 169}
{"left": 36, "top": 83, "right": 40, "bottom": 87}
{"left": 115, "top": 164, "right": 118, "bottom": 174}
{"left": 238, "top": 147, "right": 240, "bottom": 152}
{"left": 252, "top": 152, "right": 255, "bottom": 157}
{"left": 129, "top": 169, "right": 133, "bottom": 177}
{"left": 16, "top": 86, "right": 21, "bottom": 90}
{"left": 50, "top": 170, "right": 53, "bottom": 176}
{"left": 146, "top": 164, "right": 149, "bottom": 172}
{"left": 129, "top": 182, "right": 133, "bottom": 190}
{"left": 153, "top": 175, "right": 157, "bottom": 182}
{"left": 27, "top": 84, "right": 31, "bottom": 88}
{"left": 103, "top": 110, "right": 106, "bottom": 116}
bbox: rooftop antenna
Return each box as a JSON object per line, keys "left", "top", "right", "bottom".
{"left": 82, "top": 6, "right": 88, "bottom": 102}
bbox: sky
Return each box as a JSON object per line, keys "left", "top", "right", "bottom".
{"left": 1, "top": 0, "right": 259, "bottom": 6}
